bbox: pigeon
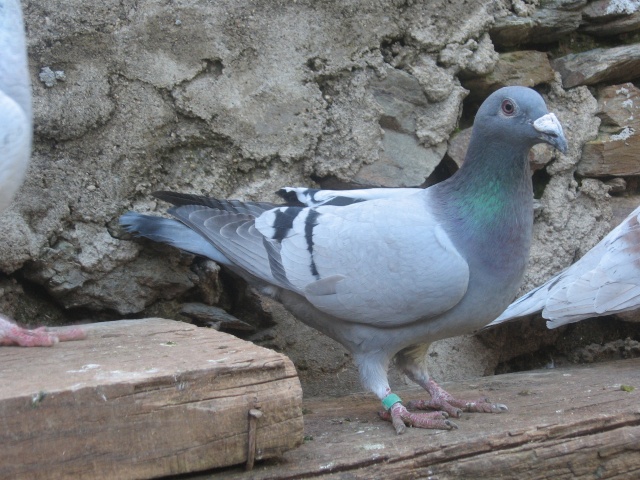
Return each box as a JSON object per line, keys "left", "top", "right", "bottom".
{"left": 0, "top": 0, "right": 31, "bottom": 212}
{"left": 487, "top": 204, "right": 640, "bottom": 329}
{"left": 0, "top": 0, "right": 85, "bottom": 346}
{"left": 120, "top": 86, "right": 567, "bottom": 434}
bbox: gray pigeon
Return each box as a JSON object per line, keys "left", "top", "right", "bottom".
{"left": 487, "top": 204, "right": 640, "bottom": 329}
{"left": 0, "top": 0, "right": 84, "bottom": 346}
{"left": 120, "top": 86, "right": 567, "bottom": 434}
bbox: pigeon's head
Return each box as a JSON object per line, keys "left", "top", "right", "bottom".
{"left": 475, "top": 86, "right": 568, "bottom": 154}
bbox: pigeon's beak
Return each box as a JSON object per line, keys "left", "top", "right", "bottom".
{"left": 533, "top": 113, "right": 568, "bottom": 154}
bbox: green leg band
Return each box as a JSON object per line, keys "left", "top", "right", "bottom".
{"left": 382, "top": 393, "right": 402, "bottom": 410}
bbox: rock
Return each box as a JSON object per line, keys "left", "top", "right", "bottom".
{"left": 38, "top": 67, "right": 66, "bottom": 88}
{"left": 410, "top": 54, "right": 458, "bottom": 103}
{"left": 605, "top": 177, "right": 627, "bottom": 193}
{"left": 580, "top": 0, "right": 640, "bottom": 36}
{"left": 180, "top": 303, "right": 255, "bottom": 331}
{"left": 427, "top": 336, "right": 500, "bottom": 381}
{"left": 22, "top": 236, "right": 200, "bottom": 314}
{"left": 595, "top": 82, "right": 640, "bottom": 128}
{"left": 579, "top": 129, "right": 640, "bottom": 176}
{"left": 406, "top": 1, "right": 496, "bottom": 51}
{"left": 353, "top": 132, "right": 447, "bottom": 187}
{"left": 490, "top": 0, "right": 585, "bottom": 48}
{"left": 353, "top": 67, "right": 464, "bottom": 187}
{"left": 462, "top": 50, "right": 556, "bottom": 102}
{"left": 416, "top": 86, "right": 468, "bottom": 146}
{"left": 578, "top": 83, "right": 640, "bottom": 177}
{"left": 552, "top": 44, "right": 640, "bottom": 88}
{"left": 33, "top": 63, "right": 114, "bottom": 140}
{"left": 439, "top": 33, "right": 499, "bottom": 79}
{"left": 609, "top": 194, "right": 640, "bottom": 227}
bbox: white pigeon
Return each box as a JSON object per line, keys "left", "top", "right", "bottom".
{"left": 121, "top": 86, "right": 567, "bottom": 433}
{"left": 0, "top": 0, "right": 31, "bottom": 211}
{"left": 488, "top": 204, "right": 640, "bottom": 329}
{"left": 0, "top": 0, "right": 84, "bottom": 346}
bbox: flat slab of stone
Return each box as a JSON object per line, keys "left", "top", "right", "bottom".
{"left": 207, "top": 357, "right": 640, "bottom": 479}
{"left": 0, "top": 318, "right": 303, "bottom": 479}
{"left": 553, "top": 44, "right": 640, "bottom": 88}
{"left": 578, "top": 83, "right": 640, "bottom": 177}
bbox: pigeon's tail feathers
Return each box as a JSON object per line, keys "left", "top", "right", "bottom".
{"left": 119, "top": 212, "right": 232, "bottom": 265}
{"left": 167, "top": 205, "right": 294, "bottom": 291}
{"left": 543, "top": 277, "right": 640, "bottom": 328}
{"left": 484, "top": 283, "right": 550, "bottom": 328}
{"left": 276, "top": 186, "right": 421, "bottom": 207}
{"left": 154, "top": 191, "right": 276, "bottom": 216}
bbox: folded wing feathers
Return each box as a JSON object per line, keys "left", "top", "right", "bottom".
{"left": 155, "top": 190, "right": 275, "bottom": 216}
{"left": 277, "top": 186, "right": 421, "bottom": 207}
{"left": 167, "top": 205, "right": 292, "bottom": 290}
{"left": 119, "top": 212, "right": 230, "bottom": 264}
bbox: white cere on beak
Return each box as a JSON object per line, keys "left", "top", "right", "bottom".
{"left": 533, "top": 113, "right": 568, "bottom": 153}
{"left": 533, "top": 113, "right": 563, "bottom": 136}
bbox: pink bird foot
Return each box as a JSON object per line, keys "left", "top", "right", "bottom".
{"left": 0, "top": 314, "right": 86, "bottom": 347}
{"left": 407, "top": 379, "right": 508, "bottom": 418}
{"left": 379, "top": 402, "right": 458, "bottom": 434}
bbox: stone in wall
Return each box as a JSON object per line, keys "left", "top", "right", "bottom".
{"left": 578, "top": 83, "right": 640, "bottom": 177}
{"left": 491, "top": 0, "right": 586, "bottom": 48}
{"left": 580, "top": 0, "right": 640, "bottom": 36}
{"left": 553, "top": 44, "right": 640, "bottom": 88}
{"left": 462, "top": 50, "right": 556, "bottom": 102}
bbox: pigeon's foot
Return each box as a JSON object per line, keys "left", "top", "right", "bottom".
{"left": 408, "top": 379, "right": 508, "bottom": 418}
{"left": 379, "top": 403, "right": 458, "bottom": 435}
{"left": 0, "top": 314, "right": 86, "bottom": 347}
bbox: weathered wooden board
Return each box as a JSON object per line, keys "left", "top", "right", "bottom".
{"left": 0, "top": 318, "right": 303, "bottom": 480}
{"left": 206, "top": 357, "right": 640, "bottom": 480}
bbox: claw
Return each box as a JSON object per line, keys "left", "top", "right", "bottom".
{"left": 407, "top": 398, "right": 462, "bottom": 418}
{"left": 379, "top": 403, "right": 457, "bottom": 434}
{"left": 416, "top": 379, "right": 509, "bottom": 416}
{"left": 444, "top": 419, "right": 459, "bottom": 429}
{"left": 464, "top": 400, "right": 508, "bottom": 414}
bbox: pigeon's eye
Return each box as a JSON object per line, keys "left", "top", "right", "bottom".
{"left": 501, "top": 99, "right": 516, "bottom": 116}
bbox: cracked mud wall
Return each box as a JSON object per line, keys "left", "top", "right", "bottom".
{"left": 1, "top": 0, "right": 639, "bottom": 396}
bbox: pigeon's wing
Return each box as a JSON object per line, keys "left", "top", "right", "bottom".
{"left": 163, "top": 190, "right": 470, "bottom": 327}
{"left": 277, "top": 186, "right": 422, "bottom": 207}
{"left": 165, "top": 203, "right": 295, "bottom": 290}
{"left": 488, "top": 206, "right": 640, "bottom": 328}
{"left": 256, "top": 190, "right": 470, "bottom": 327}
{"left": 153, "top": 191, "right": 276, "bottom": 215}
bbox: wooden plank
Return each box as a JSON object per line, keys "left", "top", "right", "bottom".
{"left": 0, "top": 318, "right": 303, "bottom": 480}
{"left": 207, "top": 357, "right": 640, "bottom": 479}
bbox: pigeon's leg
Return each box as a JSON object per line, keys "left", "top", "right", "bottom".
{"left": 355, "top": 352, "right": 458, "bottom": 434}
{"left": 395, "top": 344, "right": 508, "bottom": 418}
{"left": 0, "top": 314, "right": 86, "bottom": 347}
